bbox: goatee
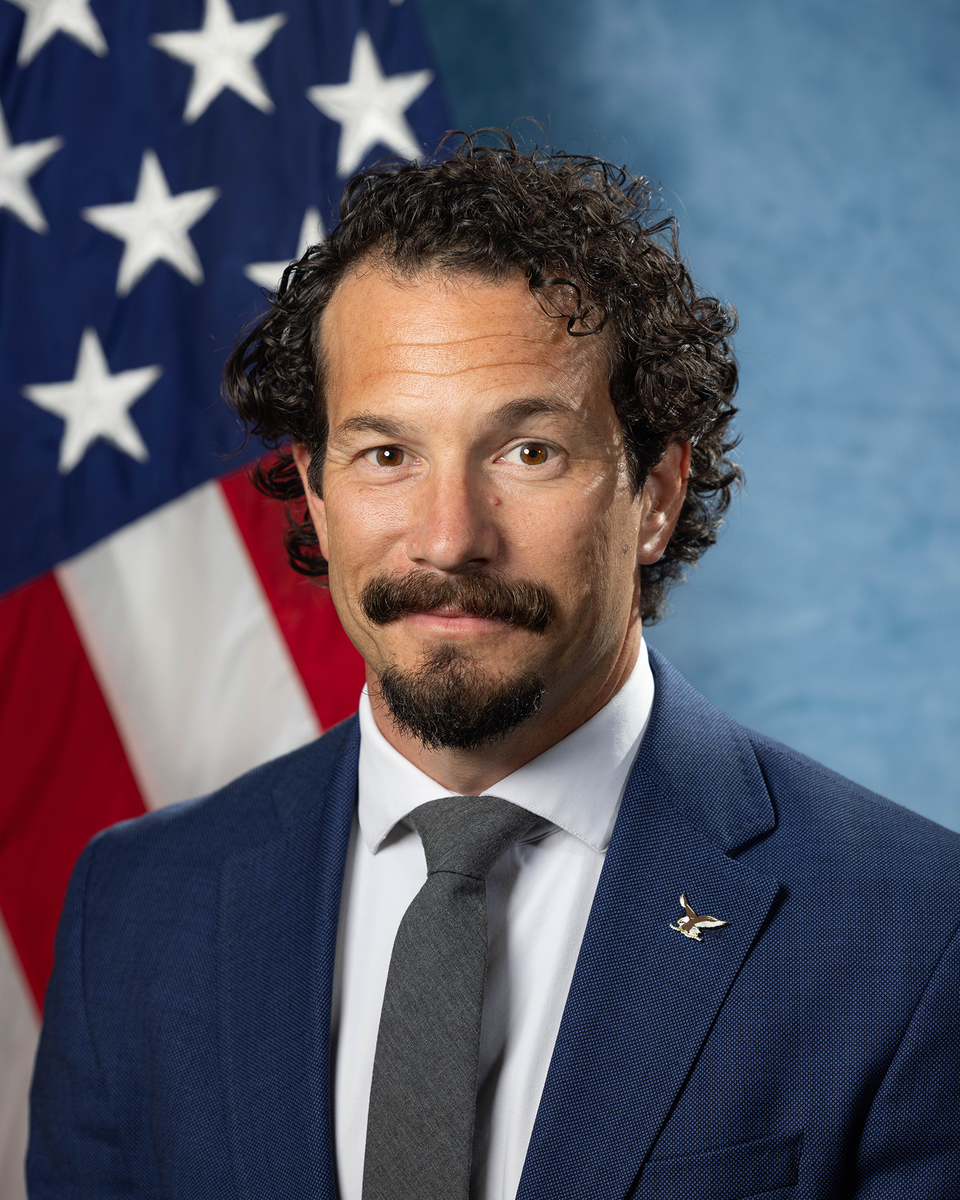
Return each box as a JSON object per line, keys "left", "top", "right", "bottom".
{"left": 361, "top": 570, "right": 556, "bottom": 751}
{"left": 377, "top": 643, "right": 545, "bottom": 751}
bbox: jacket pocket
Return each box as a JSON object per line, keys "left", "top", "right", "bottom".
{"left": 633, "top": 1131, "right": 802, "bottom": 1200}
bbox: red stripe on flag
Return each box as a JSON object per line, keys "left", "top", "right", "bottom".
{"left": 0, "top": 574, "right": 146, "bottom": 1009}
{"left": 220, "top": 464, "right": 366, "bottom": 731}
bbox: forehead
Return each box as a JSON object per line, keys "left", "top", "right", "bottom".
{"left": 318, "top": 263, "right": 610, "bottom": 414}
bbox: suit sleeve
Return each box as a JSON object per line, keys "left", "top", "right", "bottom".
{"left": 854, "top": 920, "right": 960, "bottom": 1197}
{"left": 27, "top": 836, "right": 136, "bottom": 1199}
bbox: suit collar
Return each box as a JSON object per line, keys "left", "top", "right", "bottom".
{"left": 219, "top": 718, "right": 360, "bottom": 1200}
{"left": 518, "top": 651, "right": 782, "bottom": 1200}
{"left": 640, "top": 647, "right": 777, "bottom": 853}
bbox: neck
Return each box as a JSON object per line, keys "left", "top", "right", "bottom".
{"left": 366, "top": 629, "right": 642, "bottom": 794}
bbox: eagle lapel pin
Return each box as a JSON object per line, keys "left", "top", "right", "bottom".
{"left": 670, "top": 892, "right": 729, "bottom": 942}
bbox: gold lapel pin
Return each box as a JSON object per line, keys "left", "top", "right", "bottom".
{"left": 670, "top": 892, "right": 729, "bottom": 941}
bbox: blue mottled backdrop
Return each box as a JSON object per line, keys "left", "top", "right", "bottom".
{"left": 415, "top": 0, "right": 960, "bottom": 828}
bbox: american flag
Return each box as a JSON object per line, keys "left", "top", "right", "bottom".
{"left": 0, "top": 1, "right": 448, "bottom": 1191}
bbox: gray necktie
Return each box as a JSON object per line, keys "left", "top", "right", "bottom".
{"left": 361, "top": 795, "right": 539, "bottom": 1200}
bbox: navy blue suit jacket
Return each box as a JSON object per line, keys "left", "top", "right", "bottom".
{"left": 28, "top": 650, "right": 960, "bottom": 1198}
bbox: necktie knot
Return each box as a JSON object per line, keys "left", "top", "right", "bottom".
{"left": 408, "top": 795, "right": 538, "bottom": 880}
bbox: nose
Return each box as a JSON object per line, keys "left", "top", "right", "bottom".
{"left": 405, "top": 466, "right": 500, "bottom": 573}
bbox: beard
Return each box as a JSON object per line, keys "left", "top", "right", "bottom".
{"left": 377, "top": 644, "right": 545, "bottom": 751}
{"left": 360, "top": 570, "right": 556, "bottom": 751}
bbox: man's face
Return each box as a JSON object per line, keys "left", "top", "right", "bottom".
{"left": 295, "top": 265, "right": 681, "bottom": 751}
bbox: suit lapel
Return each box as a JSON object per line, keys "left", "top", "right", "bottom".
{"left": 518, "top": 653, "right": 783, "bottom": 1200}
{"left": 219, "top": 720, "right": 359, "bottom": 1200}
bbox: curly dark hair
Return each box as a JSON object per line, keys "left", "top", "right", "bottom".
{"left": 223, "top": 131, "right": 741, "bottom": 623}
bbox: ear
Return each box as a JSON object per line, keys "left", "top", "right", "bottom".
{"left": 291, "top": 443, "right": 329, "bottom": 561}
{"left": 636, "top": 441, "right": 691, "bottom": 566}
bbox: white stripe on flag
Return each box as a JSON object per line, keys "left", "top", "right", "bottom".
{"left": 0, "top": 920, "right": 37, "bottom": 1200}
{"left": 56, "top": 480, "right": 321, "bottom": 810}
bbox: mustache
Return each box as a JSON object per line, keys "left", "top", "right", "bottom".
{"left": 359, "top": 571, "right": 557, "bottom": 635}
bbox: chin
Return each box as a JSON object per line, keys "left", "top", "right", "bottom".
{"left": 375, "top": 643, "right": 546, "bottom": 752}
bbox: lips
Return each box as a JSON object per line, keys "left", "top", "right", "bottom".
{"left": 402, "top": 608, "right": 510, "bottom": 634}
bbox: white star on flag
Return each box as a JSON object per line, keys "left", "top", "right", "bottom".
{"left": 150, "top": 0, "right": 287, "bottom": 125}
{"left": 23, "top": 327, "right": 162, "bottom": 473}
{"left": 244, "top": 205, "right": 324, "bottom": 292}
{"left": 82, "top": 149, "right": 220, "bottom": 297}
{"left": 6, "top": 0, "right": 107, "bottom": 67}
{"left": 307, "top": 30, "right": 433, "bottom": 176}
{"left": 0, "top": 99, "right": 63, "bottom": 233}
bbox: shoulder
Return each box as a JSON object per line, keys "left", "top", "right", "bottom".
{"left": 745, "top": 726, "right": 960, "bottom": 871}
{"left": 646, "top": 646, "right": 960, "bottom": 890}
{"left": 715, "top": 722, "right": 960, "bottom": 998}
{"left": 76, "top": 716, "right": 358, "bottom": 910}
{"left": 729, "top": 726, "right": 960, "bottom": 1037}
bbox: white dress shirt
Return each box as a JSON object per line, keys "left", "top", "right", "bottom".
{"left": 330, "top": 641, "right": 655, "bottom": 1200}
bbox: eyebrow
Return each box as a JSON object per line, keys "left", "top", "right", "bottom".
{"left": 331, "top": 397, "right": 581, "bottom": 444}
{"left": 332, "top": 413, "right": 408, "bottom": 441}
{"left": 492, "top": 397, "right": 580, "bottom": 424}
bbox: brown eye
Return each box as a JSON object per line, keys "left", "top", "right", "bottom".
{"left": 518, "top": 443, "right": 550, "bottom": 465}
{"left": 373, "top": 446, "right": 404, "bottom": 467}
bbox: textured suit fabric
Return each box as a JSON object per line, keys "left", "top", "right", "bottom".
{"left": 28, "top": 649, "right": 960, "bottom": 1199}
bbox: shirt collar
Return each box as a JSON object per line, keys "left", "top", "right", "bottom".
{"left": 356, "top": 640, "right": 654, "bottom": 855}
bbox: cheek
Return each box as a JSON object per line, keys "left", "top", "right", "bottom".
{"left": 569, "top": 503, "right": 641, "bottom": 625}
{"left": 321, "top": 487, "right": 398, "bottom": 567}
{"left": 532, "top": 501, "right": 629, "bottom": 611}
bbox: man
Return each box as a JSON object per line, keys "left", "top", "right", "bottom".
{"left": 29, "top": 136, "right": 960, "bottom": 1198}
